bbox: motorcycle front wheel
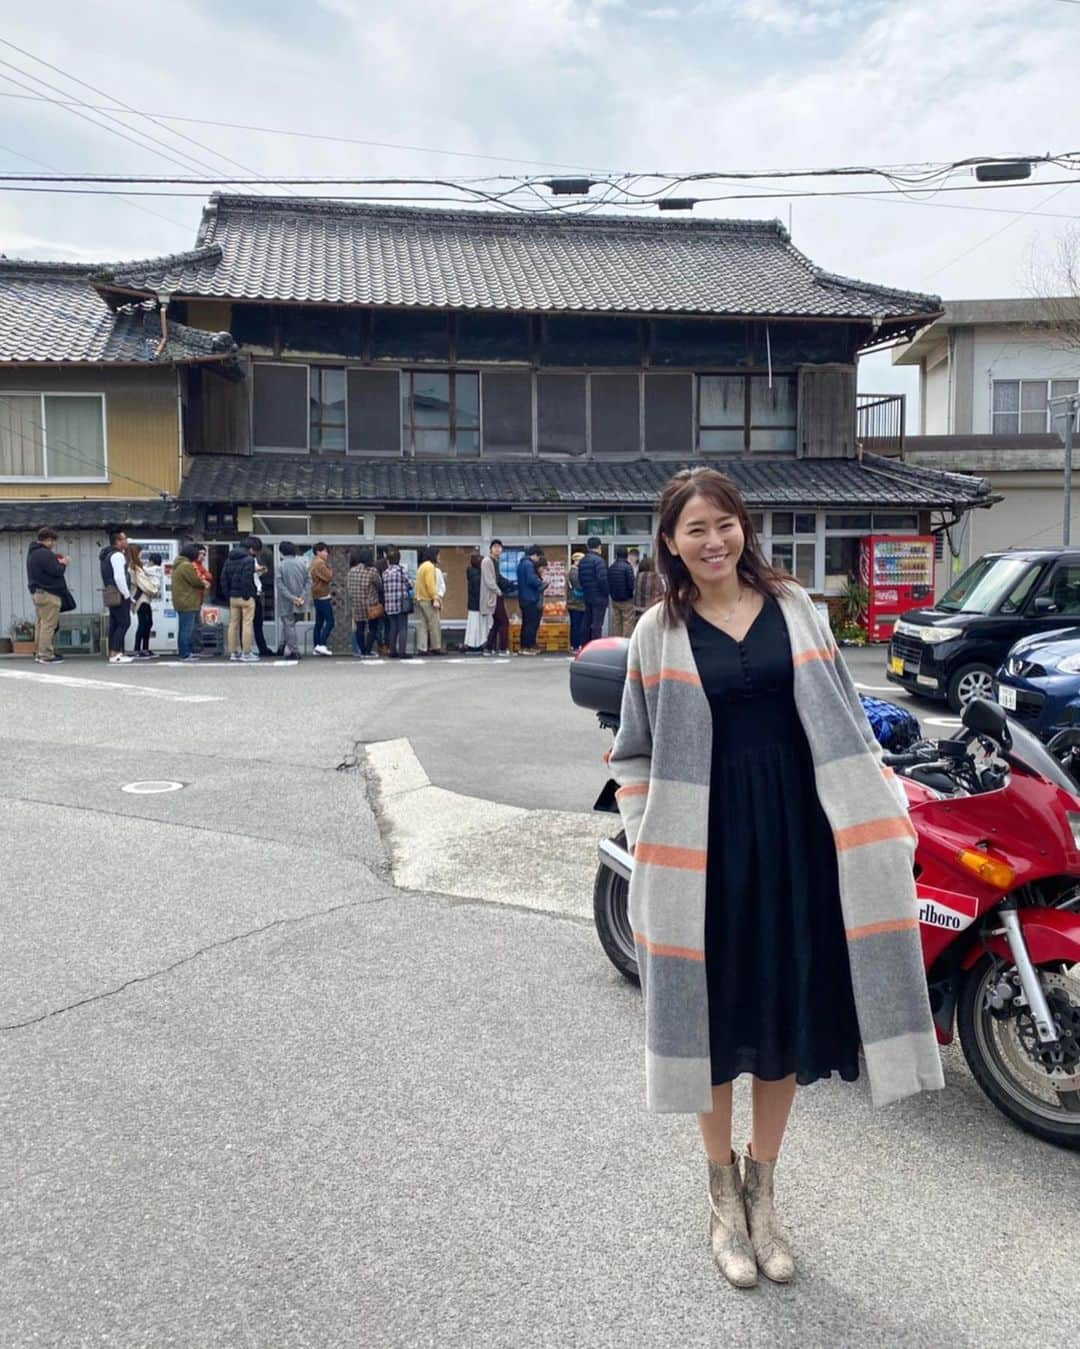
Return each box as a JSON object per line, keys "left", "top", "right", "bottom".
{"left": 593, "top": 831, "right": 640, "bottom": 986}
{"left": 957, "top": 956, "right": 1080, "bottom": 1150}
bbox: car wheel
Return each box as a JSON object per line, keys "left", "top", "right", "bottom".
{"left": 947, "top": 661, "right": 996, "bottom": 713}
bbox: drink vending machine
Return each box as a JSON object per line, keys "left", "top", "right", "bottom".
{"left": 859, "top": 535, "right": 935, "bottom": 642}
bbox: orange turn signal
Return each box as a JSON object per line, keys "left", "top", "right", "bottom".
{"left": 956, "top": 848, "right": 1015, "bottom": 891}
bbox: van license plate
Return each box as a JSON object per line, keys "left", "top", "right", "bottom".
{"left": 998, "top": 684, "right": 1017, "bottom": 711}
{"left": 889, "top": 655, "right": 904, "bottom": 675}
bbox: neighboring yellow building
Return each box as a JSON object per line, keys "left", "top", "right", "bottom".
{"left": 0, "top": 257, "right": 235, "bottom": 636}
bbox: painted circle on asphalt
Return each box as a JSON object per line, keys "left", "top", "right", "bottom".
{"left": 121, "top": 780, "right": 186, "bottom": 795}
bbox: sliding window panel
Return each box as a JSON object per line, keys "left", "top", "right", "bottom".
{"left": 537, "top": 373, "right": 587, "bottom": 458}
{"left": 252, "top": 363, "right": 308, "bottom": 450}
{"left": 482, "top": 373, "right": 533, "bottom": 457}
{"left": 644, "top": 372, "right": 692, "bottom": 455}
{"left": 346, "top": 369, "right": 402, "bottom": 455}
{"left": 590, "top": 372, "right": 641, "bottom": 456}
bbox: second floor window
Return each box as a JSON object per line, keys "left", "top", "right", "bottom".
{"left": 698, "top": 374, "right": 796, "bottom": 452}
{"left": 0, "top": 392, "right": 107, "bottom": 480}
{"left": 402, "top": 371, "right": 479, "bottom": 457}
{"left": 993, "top": 378, "right": 1079, "bottom": 436}
{"left": 310, "top": 366, "right": 346, "bottom": 450}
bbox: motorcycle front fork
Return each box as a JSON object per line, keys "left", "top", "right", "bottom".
{"left": 995, "top": 898, "right": 1061, "bottom": 1047}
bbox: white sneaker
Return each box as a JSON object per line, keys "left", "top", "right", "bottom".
{"left": 229, "top": 653, "right": 243, "bottom": 662}
{"left": 241, "top": 652, "right": 261, "bottom": 663}
{"left": 314, "top": 645, "right": 331, "bottom": 656}
{"left": 109, "top": 654, "right": 135, "bottom": 664}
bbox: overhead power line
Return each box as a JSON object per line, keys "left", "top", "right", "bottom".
{"left": 0, "top": 37, "right": 289, "bottom": 195}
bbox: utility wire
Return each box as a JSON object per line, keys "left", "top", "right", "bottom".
{"left": 0, "top": 89, "right": 618, "bottom": 176}
{"left": 0, "top": 38, "right": 289, "bottom": 197}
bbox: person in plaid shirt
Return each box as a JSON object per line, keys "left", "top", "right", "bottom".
{"left": 346, "top": 547, "right": 384, "bottom": 658}
{"left": 380, "top": 547, "right": 412, "bottom": 658}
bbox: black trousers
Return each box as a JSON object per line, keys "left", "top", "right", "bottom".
{"left": 586, "top": 598, "right": 608, "bottom": 641}
{"left": 134, "top": 604, "right": 153, "bottom": 652}
{"left": 353, "top": 619, "right": 376, "bottom": 655}
{"left": 485, "top": 596, "right": 509, "bottom": 652}
{"left": 108, "top": 603, "right": 131, "bottom": 655}
{"left": 520, "top": 600, "right": 541, "bottom": 651}
{"left": 253, "top": 596, "right": 272, "bottom": 656}
{"left": 386, "top": 611, "right": 409, "bottom": 657}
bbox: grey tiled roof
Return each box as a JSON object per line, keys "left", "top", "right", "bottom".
{"left": 98, "top": 196, "right": 942, "bottom": 325}
{"left": 180, "top": 453, "right": 990, "bottom": 511}
{"left": 0, "top": 497, "right": 196, "bottom": 533}
{"left": 0, "top": 259, "right": 235, "bottom": 364}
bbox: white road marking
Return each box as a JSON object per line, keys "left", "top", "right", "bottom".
{"left": 121, "top": 780, "right": 185, "bottom": 794}
{"left": 856, "top": 683, "right": 906, "bottom": 694}
{"left": 0, "top": 669, "right": 223, "bottom": 703}
{"left": 925, "top": 717, "right": 963, "bottom": 729}
{"left": 365, "top": 737, "right": 608, "bottom": 919}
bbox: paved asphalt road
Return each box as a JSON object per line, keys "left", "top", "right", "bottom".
{"left": 1, "top": 648, "right": 1077, "bottom": 1347}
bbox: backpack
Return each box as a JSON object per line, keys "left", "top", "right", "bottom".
{"left": 859, "top": 695, "right": 921, "bottom": 751}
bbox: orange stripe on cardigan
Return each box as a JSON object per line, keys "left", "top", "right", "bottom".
{"left": 845, "top": 917, "right": 919, "bottom": 941}
{"left": 633, "top": 931, "right": 706, "bottom": 962}
{"left": 792, "top": 645, "right": 835, "bottom": 668}
{"left": 634, "top": 841, "right": 707, "bottom": 871}
{"left": 616, "top": 783, "right": 648, "bottom": 800}
{"left": 641, "top": 666, "right": 701, "bottom": 689}
{"left": 834, "top": 815, "right": 916, "bottom": 852}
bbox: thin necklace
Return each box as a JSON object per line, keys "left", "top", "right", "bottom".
{"left": 714, "top": 585, "right": 744, "bottom": 624}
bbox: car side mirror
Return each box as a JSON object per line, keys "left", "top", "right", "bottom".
{"left": 962, "top": 696, "right": 1012, "bottom": 748}
{"left": 1033, "top": 595, "right": 1059, "bottom": 614}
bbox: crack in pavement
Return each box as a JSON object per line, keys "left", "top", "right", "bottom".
{"left": 0, "top": 791, "right": 383, "bottom": 864}
{"left": 0, "top": 893, "right": 391, "bottom": 1032}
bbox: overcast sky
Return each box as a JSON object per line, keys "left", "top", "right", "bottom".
{"left": 2, "top": 0, "right": 1078, "bottom": 406}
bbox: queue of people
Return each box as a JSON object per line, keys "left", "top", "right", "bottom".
{"left": 24, "top": 528, "right": 658, "bottom": 663}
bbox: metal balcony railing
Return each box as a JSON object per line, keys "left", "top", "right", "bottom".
{"left": 856, "top": 393, "right": 906, "bottom": 457}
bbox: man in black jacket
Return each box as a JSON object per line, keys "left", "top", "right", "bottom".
{"left": 220, "top": 542, "right": 259, "bottom": 662}
{"left": 608, "top": 545, "right": 637, "bottom": 637}
{"left": 577, "top": 537, "right": 610, "bottom": 642}
{"left": 26, "top": 528, "right": 69, "bottom": 663}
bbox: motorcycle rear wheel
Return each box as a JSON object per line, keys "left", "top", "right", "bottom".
{"left": 593, "top": 832, "right": 640, "bottom": 986}
{"left": 958, "top": 957, "right": 1080, "bottom": 1150}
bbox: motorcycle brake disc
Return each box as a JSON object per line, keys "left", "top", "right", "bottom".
{"left": 1000, "top": 970, "right": 1080, "bottom": 1097}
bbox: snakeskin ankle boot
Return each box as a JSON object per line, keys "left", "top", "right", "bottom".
{"left": 707, "top": 1154, "right": 757, "bottom": 1288}
{"left": 742, "top": 1148, "right": 795, "bottom": 1283}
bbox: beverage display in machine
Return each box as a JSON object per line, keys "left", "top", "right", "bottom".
{"left": 859, "top": 535, "right": 935, "bottom": 643}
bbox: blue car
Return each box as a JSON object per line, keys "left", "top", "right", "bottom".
{"left": 995, "top": 627, "right": 1080, "bottom": 737}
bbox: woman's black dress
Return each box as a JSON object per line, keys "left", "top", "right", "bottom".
{"left": 689, "top": 596, "right": 862, "bottom": 1087}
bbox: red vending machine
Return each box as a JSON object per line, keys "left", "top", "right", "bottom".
{"left": 859, "top": 535, "right": 935, "bottom": 642}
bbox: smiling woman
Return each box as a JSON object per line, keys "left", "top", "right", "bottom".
{"left": 608, "top": 465, "right": 942, "bottom": 1289}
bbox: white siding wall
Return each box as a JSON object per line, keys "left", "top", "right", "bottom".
{"left": 0, "top": 529, "right": 108, "bottom": 638}
{"left": 971, "top": 326, "right": 1080, "bottom": 434}
{"left": 923, "top": 361, "right": 949, "bottom": 434}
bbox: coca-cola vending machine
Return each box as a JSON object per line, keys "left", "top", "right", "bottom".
{"left": 859, "top": 535, "right": 935, "bottom": 643}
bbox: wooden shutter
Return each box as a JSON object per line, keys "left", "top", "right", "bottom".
{"left": 796, "top": 363, "right": 856, "bottom": 459}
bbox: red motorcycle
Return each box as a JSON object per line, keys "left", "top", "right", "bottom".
{"left": 572, "top": 639, "right": 1080, "bottom": 1150}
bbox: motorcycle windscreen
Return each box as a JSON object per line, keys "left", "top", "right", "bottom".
{"left": 1004, "top": 716, "right": 1080, "bottom": 796}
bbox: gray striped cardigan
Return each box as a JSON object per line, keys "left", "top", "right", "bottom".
{"left": 609, "top": 582, "right": 945, "bottom": 1113}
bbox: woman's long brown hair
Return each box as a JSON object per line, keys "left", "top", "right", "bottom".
{"left": 655, "top": 467, "right": 790, "bottom": 627}
{"left": 126, "top": 542, "right": 142, "bottom": 569}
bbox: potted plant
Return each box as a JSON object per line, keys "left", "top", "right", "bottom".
{"left": 10, "top": 618, "right": 35, "bottom": 656}
{"left": 839, "top": 578, "right": 869, "bottom": 631}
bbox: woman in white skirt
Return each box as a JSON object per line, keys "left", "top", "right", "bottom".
{"left": 464, "top": 550, "right": 491, "bottom": 653}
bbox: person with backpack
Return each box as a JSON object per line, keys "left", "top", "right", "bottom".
{"left": 26, "top": 527, "right": 71, "bottom": 664}
{"left": 577, "top": 536, "right": 610, "bottom": 642}
{"left": 481, "top": 539, "right": 511, "bottom": 656}
{"left": 99, "top": 527, "right": 134, "bottom": 664}
{"left": 220, "top": 540, "right": 259, "bottom": 663}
